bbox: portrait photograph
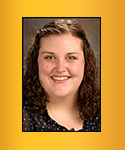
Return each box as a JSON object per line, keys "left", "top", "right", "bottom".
{"left": 22, "top": 17, "right": 101, "bottom": 132}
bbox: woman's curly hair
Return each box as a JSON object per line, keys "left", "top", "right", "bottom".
{"left": 23, "top": 19, "right": 100, "bottom": 121}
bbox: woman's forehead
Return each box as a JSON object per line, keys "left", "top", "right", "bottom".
{"left": 39, "top": 33, "right": 83, "bottom": 51}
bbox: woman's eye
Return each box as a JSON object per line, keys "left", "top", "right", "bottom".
{"left": 67, "top": 56, "right": 76, "bottom": 60}
{"left": 45, "top": 56, "right": 54, "bottom": 60}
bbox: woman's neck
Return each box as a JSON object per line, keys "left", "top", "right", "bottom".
{"left": 46, "top": 92, "right": 79, "bottom": 115}
{"left": 46, "top": 93, "right": 83, "bottom": 131}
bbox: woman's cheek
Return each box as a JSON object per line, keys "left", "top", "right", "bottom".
{"left": 70, "top": 62, "right": 84, "bottom": 75}
{"left": 39, "top": 62, "right": 52, "bottom": 75}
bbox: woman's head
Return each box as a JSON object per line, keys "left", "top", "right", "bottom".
{"left": 38, "top": 33, "right": 85, "bottom": 100}
{"left": 23, "top": 19, "right": 100, "bottom": 120}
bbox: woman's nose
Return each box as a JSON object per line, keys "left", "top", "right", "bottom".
{"left": 55, "top": 59, "right": 66, "bottom": 73}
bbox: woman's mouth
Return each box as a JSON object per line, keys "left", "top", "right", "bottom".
{"left": 51, "top": 76, "right": 70, "bottom": 83}
{"left": 52, "top": 76, "right": 69, "bottom": 80}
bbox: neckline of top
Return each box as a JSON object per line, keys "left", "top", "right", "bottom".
{"left": 44, "top": 108, "right": 85, "bottom": 131}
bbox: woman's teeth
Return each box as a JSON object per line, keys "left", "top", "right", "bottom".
{"left": 52, "top": 77, "right": 69, "bottom": 81}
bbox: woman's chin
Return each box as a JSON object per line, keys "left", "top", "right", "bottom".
{"left": 49, "top": 91, "right": 72, "bottom": 99}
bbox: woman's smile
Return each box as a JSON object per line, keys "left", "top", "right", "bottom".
{"left": 51, "top": 76, "right": 71, "bottom": 84}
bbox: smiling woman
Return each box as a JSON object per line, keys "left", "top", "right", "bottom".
{"left": 23, "top": 19, "right": 101, "bottom": 132}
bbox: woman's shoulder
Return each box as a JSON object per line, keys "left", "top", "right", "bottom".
{"left": 22, "top": 101, "right": 53, "bottom": 132}
{"left": 22, "top": 101, "right": 36, "bottom": 131}
{"left": 83, "top": 116, "right": 101, "bottom": 132}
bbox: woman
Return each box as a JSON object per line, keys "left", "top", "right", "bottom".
{"left": 23, "top": 19, "right": 101, "bottom": 132}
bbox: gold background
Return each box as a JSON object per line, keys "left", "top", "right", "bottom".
{"left": 0, "top": 0, "right": 125, "bottom": 149}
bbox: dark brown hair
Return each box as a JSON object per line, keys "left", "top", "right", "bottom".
{"left": 23, "top": 19, "right": 100, "bottom": 121}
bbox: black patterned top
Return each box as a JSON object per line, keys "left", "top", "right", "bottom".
{"left": 23, "top": 103, "right": 101, "bottom": 132}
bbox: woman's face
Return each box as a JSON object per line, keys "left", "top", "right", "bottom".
{"left": 38, "top": 34, "right": 85, "bottom": 100}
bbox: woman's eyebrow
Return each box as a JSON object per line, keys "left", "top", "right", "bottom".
{"left": 66, "top": 52, "right": 79, "bottom": 55}
{"left": 41, "top": 51, "right": 55, "bottom": 55}
{"left": 40, "top": 52, "right": 79, "bottom": 55}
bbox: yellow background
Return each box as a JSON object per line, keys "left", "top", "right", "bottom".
{"left": 0, "top": 0, "right": 125, "bottom": 150}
